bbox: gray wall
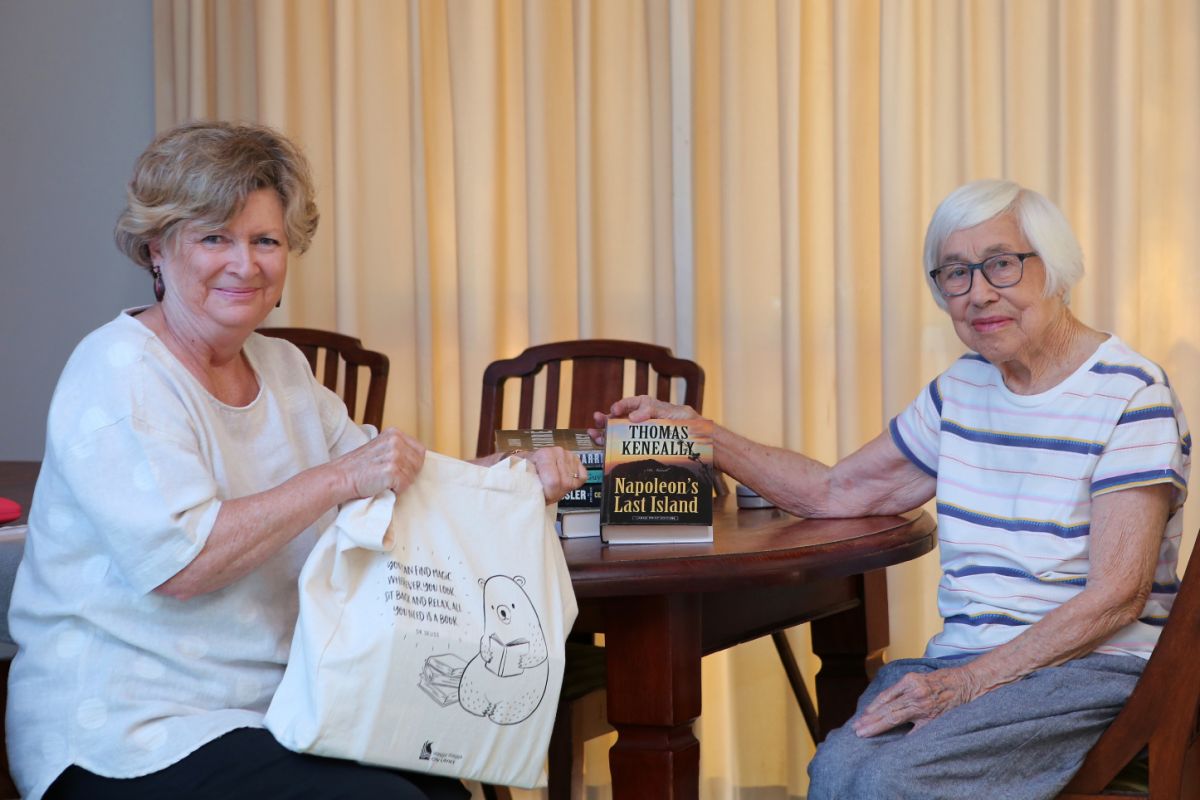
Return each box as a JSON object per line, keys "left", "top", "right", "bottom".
{"left": 0, "top": 0, "right": 155, "bottom": 459}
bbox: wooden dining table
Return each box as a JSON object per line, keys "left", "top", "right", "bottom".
{"left": 562, "top": 498, "right": 936, "bottom": 799}
{"left": 0, "top": 461, "right": 935, "bottom": 799}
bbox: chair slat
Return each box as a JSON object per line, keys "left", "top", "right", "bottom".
{"left": 258, "top": 327, "right": 390, "bottom": 430}
{"left": 569, "top": 358, "right": 626, "bottom": 428}
{"left": 543, "top": 361, "right": 562, "bottom": 428}
{"left": 299, "top": 344, "right": 318, "bottom": 373}
{"left": 343, "top": 367, "right": 359, "bottom": 421}
{"left": 518, "top": 376, "right": 536, "bottom": 429}
{"left": 655, "top": 372, "right": 671, "bottom": 402}
{"left": 321, "top": 350, "right": 339, "bottom": 392}
{"left": 634, "top": 361, "right": 649, "bottom": 396}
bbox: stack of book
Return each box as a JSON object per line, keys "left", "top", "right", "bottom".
{"left": 418, "top": 652, "right": 467, "bottom": 707}
{"left": 600, "top": 418, "right": 715, "bottom": 544}
{"left": 494, "top": 429, "right": 604, "bottom": 538}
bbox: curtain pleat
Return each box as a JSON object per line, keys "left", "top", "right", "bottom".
{"left": 153, "top": 1, "right": 1200, "bottom": 796}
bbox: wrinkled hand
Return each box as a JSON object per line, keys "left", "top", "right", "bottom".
{"left": 853, "top": 667, "right": 982, "bottom": 737}
{"left": 587, "top": 395, "right": 701, "bottom": 444}
{"left": 512, "top": 446, "right": 586, "bottom": 504}
{"left": 332, "top": 427, "right": 426, "bottom": 500}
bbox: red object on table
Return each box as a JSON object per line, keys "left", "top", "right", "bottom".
{"left": 0, "top": 497, "right": 20, "bottom": 524}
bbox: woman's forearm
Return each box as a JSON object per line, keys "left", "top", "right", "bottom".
{"left": 959, "top": 583, "right": 1148, "bottom": 697}
{"left": 713, "top": 425, "right": 835, "bottom": 517}
{"left": 961, "top": 484, "right": 1169, "bottom": 693}
{"left": 716, "top": 426, "right": 936, "bottom": 519}
{"left": 155, "top": 462, "right": 351, "bottom": 600}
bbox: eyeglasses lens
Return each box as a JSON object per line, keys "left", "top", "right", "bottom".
{"left": 936, "top": 253, "right": 1025, "bottom": 296}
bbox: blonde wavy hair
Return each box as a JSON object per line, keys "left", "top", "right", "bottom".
{"left": 114, "top": 120, "right": 319, "bottom": 269}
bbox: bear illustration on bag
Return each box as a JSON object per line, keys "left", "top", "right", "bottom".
{"left": 454, "top": 574, "right": 550, "bottom": 725}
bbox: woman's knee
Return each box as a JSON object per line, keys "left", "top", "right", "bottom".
{"left": 808, "top": 726, "right": 874, "bottom": 799}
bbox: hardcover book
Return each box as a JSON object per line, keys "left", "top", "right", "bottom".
{"left": 485, "top": 634, "right": 531, "bottom": 678}
{"left": 600, "top": 418, "right": 715, "bottom": 544}
{"left": 554, "top": 508, "right": 601, "bottom": 539}
{"left": 494, "top": 428, "right": 604, "bottom": 509}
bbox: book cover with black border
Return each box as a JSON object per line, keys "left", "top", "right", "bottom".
{"left": 600, "top": 418, "right": 714, "bottom": 543}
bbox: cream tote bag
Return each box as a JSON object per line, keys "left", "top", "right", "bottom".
{"left": 265, "top": 453, "right": 578, "bottom": 788}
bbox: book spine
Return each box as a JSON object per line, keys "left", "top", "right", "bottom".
{"left": 559, "top": 449, "right": 604, "bottom": 509}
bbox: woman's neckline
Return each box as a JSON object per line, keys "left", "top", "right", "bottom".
{"left": 123, "top": 307, "right": 265, "bottom": 410}
{"left": 987, "top": 333, "right": 1116, "bottom": 406}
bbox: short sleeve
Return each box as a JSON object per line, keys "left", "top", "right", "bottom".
{"left": 1091, "top": 382, "right": 1190, "bottom": 507}
{"left": 889, "top": 377, "right": 943, "bottom": 478}
{"left": 57, "top": 415, "right": 221, "bottom": 595}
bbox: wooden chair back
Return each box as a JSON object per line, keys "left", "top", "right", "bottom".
{"left": 259, "top": 327, "right": 390, "bottom": 429}
{"left": 1059, "top": 534, "right": 1200, "bottom": 799}
{"left": 475, "top": 339, "right": 704, "bottom": 458}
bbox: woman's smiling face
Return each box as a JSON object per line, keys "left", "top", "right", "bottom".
{"left": 151, "top": 187, "right": 288, "bottom": 337}
{"left": 941, "top": 213, "right": 1063, "bottom": 370}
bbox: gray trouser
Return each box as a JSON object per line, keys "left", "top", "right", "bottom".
{"left": 807, "top": 652, "right": 1145, "bottom": 800}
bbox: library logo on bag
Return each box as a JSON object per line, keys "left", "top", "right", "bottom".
{"left": 417, "top": 740, "right": 462, "bottom": 767}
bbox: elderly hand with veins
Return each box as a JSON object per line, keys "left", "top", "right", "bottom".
{"left": 852, "top": 665, "right": 986, "bottom": 737}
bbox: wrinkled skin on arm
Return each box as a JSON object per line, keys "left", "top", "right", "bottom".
{"left": 853, "top": 483, "right": 1171, "bottom": 737}
{"left": 157, "top": 428, "right": 426, "bottom": 600}
{"left": 591, "top": 394, "right": 936, "bottom": 518}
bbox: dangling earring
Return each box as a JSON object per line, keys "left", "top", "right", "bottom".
{"left": 152, "top": 266, "right": 165, "bottom": 302}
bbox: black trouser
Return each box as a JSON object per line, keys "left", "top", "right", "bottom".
{"left": 45, "top": 727, "right": 470, "bottom": 800}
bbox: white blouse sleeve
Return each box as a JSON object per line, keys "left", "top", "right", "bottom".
{"left": 53, "top": 412, "right": 222, "bottom": 596}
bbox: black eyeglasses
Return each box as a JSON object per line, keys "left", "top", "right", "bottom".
{"left": 929, "top": 252, "right": 1038, "bottom": 298}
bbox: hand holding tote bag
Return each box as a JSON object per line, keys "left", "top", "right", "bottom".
{"left": 265, "top": 452, "right": 577, "bottom": 788}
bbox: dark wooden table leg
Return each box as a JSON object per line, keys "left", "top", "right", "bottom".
{"left": 809, "top": 568, "right": 889, "bottom": 740}
{"left": 603, "top": 593, "right": 702, "bottom": 799}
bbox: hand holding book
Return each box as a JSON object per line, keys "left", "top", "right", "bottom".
{"left": 505, "top": 447, "right": 587, "bottom": 504}
{"left": 589, "top": 395, "right": 702, "bottom": 446}
{"left": 600, "top": 417, "right": 715, "bottom": 544}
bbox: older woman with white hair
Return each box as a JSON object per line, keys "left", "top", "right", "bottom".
{"left": 594, "top": 179, "right": 1191, "bottom": 798}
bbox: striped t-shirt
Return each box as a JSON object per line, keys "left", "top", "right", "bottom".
{"left": 890, "top": 336, "right": 1190, "bottom": 660}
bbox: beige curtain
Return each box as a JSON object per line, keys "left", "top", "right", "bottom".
{"left": 154, "top": 1, "right": 1200, "bottom": 797}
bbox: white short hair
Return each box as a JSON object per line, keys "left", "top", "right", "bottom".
{"left": 922, "top": 179, "right": 1084, "bottom": 309}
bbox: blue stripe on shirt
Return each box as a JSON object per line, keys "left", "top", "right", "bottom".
{"left": 945, "top": 565, "right": 1087, "bottom": 586}
{"left": 1117, "top": 405, "right": 1177, "bottom": 425}
{"left": 1091, "top": 469, "right": 1187, "bottom": 495}
{"left": 945, "top": 612, "right": 1030, "bottom": 627}
{"left": 943, "top": 569, "right": 1178, "bottom": 594}
{"left": 889, "top": 417, "right": 937, "bottom": 478}
{"left": 928, "top": 378, "right": 943, "bottom": 416}
{"left": 1090, "top": 362, "right": 1156, "bottom": 386}
{"left": 941, "top": 420, "right": 1105, "bottom": 455}
{"left": 936, "top": 502, "right": 1091, "bottom": 538}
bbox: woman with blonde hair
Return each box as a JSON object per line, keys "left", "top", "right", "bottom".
{"left": 8, "top": 121, "right": 584, "bottom": 800}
